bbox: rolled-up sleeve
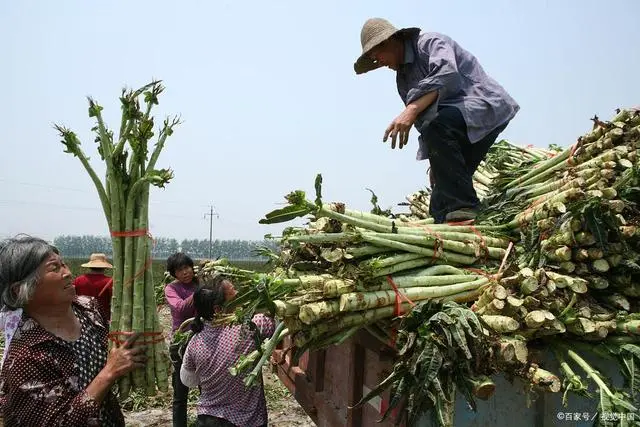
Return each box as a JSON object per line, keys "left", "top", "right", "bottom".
{"left": 406, "top": 35, "right": 462, "bottom": 105}
{"left": 165, "top": 284, "right": 194, "bottom": 318}
{"left": 180, "top": 340, "right": 199, "bottom": 389}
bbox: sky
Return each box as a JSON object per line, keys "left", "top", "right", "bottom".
{"left": 1, "top": 0, "right": 639, "bottom": 242}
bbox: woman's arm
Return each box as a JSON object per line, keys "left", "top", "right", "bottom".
{"left": 165, "top": 284, "right": 195, "bottom": 316}
{"left": 179, "top": 340, "right": 199, "bottom": 388}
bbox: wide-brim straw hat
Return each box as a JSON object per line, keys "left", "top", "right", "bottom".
{"left": 81, "top": 253, "right": 113, "bottom": 269}
{"left": 354, "top": 18, "right": 420, "bottom": 75}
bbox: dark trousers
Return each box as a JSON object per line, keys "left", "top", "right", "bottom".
{"left": 196, "top": 414, "right": 267, "bottom": 427}
{"left": 170, "top": 346, "right": 190, "bottom": 427}
{"left": 421, "top": 106, "right": 507, "bottom": 223}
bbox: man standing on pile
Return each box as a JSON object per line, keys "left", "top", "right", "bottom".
{"left": 355, "top": 18, "right": 519, "bottom": 223}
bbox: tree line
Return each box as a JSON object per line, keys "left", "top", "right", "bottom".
{"left": 53, "top": 235, "right": 278, "bottom": 260}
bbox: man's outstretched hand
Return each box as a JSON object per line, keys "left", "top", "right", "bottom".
{"left": 383, "top": 107, "right": 418, "bottom": 149}
{"left": 383, "top": 91, "right": 439, "bottom": 150}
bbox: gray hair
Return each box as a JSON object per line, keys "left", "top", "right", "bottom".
{"left": 0, "top": 235, "right": 59, "bottom": 309}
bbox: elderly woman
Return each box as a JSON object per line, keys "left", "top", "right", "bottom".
{"left": 0, "top": 236, "right": 145, "bottom": 427}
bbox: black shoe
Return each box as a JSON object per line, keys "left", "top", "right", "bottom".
{"left": 445, "top": 208, "right": 477, "bottom": 222}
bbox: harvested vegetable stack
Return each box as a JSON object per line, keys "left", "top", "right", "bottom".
{"left": 195, "top": 108, "right": 640, "bottom": 427}
{"left": 472, "top": 109, "right": 640, "bottom": 340}
{"left": 56, "top": 81, "right": 176, "bottom": 398}
{"left": 402, "top": 140, "right": 561, "bottom": 217}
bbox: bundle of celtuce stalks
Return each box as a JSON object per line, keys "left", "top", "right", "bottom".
{"left": 473, "top": 140, "right": 561, "bottom": 201}
{"left": 194, "top": 109, "right": 640, "bottom": 427}
{"left": 402, "top": 140, "right": 560, "bottom": 216}
{"left": 57, "top": 82, "right": 174, "bottom": 398}
{"left": 403, "top": 189, "right": 433, "bottom": 219}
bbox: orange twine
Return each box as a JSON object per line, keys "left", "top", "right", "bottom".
{"left": 109, "top": 228, "right": 162, "bottom": 334}
{"left": 386, "top": 275, "right": 416, "bottom": 347}
{"left": 108, "top": 331, "right": 165, "bottom": 345}
{"left": 406, "top": 223, "right": 445, "bottom": 262}
{"left": 109, "top": 229, "right": 156, "bottom": 286}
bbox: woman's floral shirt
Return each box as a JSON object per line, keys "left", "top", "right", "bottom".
{"left": 0, "top": 296, "right": 124, "bottom": 426}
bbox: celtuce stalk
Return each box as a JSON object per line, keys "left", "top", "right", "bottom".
{"left": 57, "top": 81, "right": 176, "bottom": 397}
{"left": 339, "top": 279, "right": 489, "bottom": 312}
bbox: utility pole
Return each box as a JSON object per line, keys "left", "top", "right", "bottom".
{"left": 203, "top": 205, "right": 219, "bottom": 260}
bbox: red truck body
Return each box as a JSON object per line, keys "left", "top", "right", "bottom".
{"left": 271, "top": 330, "right": 404, "bottom": 427}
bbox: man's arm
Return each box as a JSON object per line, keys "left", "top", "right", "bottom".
{"left": 385, "top": 35, "right": 461, "bottom": 149}
{"left": 406, "top": 35, "right": 461, "bottom": 104}
{"left": 384, "top": 91, "right": 439, "bottom": 149}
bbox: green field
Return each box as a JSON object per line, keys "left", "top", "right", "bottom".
{"left": 65, "top": 258, "right": 271, "bottom": 288}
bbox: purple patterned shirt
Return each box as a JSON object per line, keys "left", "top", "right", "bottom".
{"left": 181, "top": 314, "right": 276, "bottom": 427}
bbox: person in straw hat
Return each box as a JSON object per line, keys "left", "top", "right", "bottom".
{"left": 355, "top": 18, "right": 519, "bottom": 223}
{"left": 73, "top": 253, "right": 114, "bottom": 323}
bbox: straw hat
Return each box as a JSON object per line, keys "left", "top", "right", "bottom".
{"left": 81, "top": 253, "right": 113, "bottom": 269}
{"left": 354, "top": 18, "right": 420, "bottom": 75}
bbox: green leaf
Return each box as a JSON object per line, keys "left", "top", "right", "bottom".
{"left": 314, "top": 174, "right": 323, "bottom": 207}
{"left": 352, "top": 370, "right": 401, "bottom": 408}
{"left": 284, "top": 190, "right": 307, "bottom": 205}
{"left": 259, "top": 204, "right": 311, "bottom": 224}
{"left": 621, "top": 356, "right": 639, "bottom": 398}
{"left": 145, "top": 168, "right": 174, "bottom": 188}
{"left": 365, "top": 187, "right": 393, "bottom": 216}
{"left": 397, "top": 332, "right": 416, "bottom": 357}
{"left": 620, "top": 344, "right": 640, "bottom": 359}
{"left": 597, "top": 392, "right": 615, "bottom": 427}
{"left": 451, "top": 323, "right": 472, "bottom": 359}
{"left": 87, "top": 100, "right": 104, "bottom": 118}
{"left": 439, "top": 324, "right": 453, "bottom": 348}
{"left": 383, "top": 375, "right": 410, "bottom": 422}
{"left": 620, "top": 344, "right": 640, "bottom": 397}
{"left": 421, "top": 343, "right": 444, "bottom": 385}
{"left": 429, "top": 311, "right": 455, "bottom": 326}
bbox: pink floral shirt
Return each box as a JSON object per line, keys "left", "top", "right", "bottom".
{"left": 0, "top": 296, "right": 124, "bottom": 426}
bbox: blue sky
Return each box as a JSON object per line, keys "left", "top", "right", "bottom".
{"left": 1, "top": 0, "right": 639, "bottom": 242}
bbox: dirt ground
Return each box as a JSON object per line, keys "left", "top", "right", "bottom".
{"left": 123, "top": 307, "right": 314, "bottom": 427}
{"left": 123, "top": 367, "right": 314, "bottom": 426}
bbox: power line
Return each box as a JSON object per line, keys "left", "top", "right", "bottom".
{"left": 0, "top": 199, "right": 98, "bottom": 211}
{"left": 0, "top": 178, "right": 88, "bottom": 193}
{"left": 0, "top": 178, "right": 196, "bottom": 206}
{"left": 0, "top": 199, "right": 195, "bottom": 220}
